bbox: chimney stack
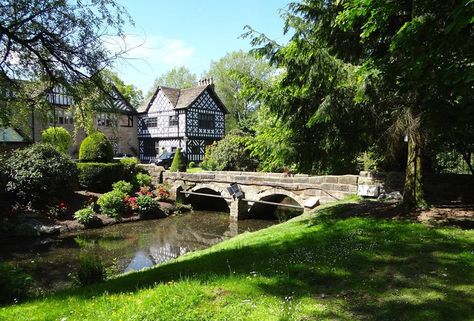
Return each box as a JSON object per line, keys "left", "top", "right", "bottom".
{"left": 197, "top": 77, "right": 214, "bottom": 87}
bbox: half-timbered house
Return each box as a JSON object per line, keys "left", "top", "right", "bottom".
{"left": 32, "top": 85, "right": 138, "bottom": 156}
{"left": 137, "top": 78, "right": 227, "bottom": 162}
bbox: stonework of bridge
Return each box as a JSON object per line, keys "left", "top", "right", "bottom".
{"left": 141, "top": 167, "right": 384, "bottom": 219}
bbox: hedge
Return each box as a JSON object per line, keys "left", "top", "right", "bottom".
{"left": 77, "top": 162, "right": 124, "bottom": 192}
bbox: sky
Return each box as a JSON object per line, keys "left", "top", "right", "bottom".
{"left": 109, "top": 0, "right": 292, "bottom": 94}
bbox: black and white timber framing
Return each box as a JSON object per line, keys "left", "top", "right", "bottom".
{"left": 137, "top": 79, "right": 228, "bottom": 162}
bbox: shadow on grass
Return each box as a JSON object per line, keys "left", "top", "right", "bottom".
{"left": 16, "top": 202, "right": 474, "bottom": 320}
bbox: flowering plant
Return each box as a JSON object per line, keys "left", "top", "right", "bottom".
{"left": 136, "top": 186, "right": 153, "bottom": 197}
{"left": 124, "top": 195, "right": 138, "bottom": 211}
{"left": 47, "top": 200, "right": 68, "bottom": 217}
{"left": 156, "top": 185, "right": 170, "bottom": 201}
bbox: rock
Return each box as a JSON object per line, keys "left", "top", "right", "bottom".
{"left": 386, "top": 191, "right": 403, "bottom": 202}
{"left": 15, "top": 218, "right": 61, "bottom": 237}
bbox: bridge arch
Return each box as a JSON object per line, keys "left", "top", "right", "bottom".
{"left": 255, "top": 188, "right": 305, "bottom": 208}
{"left": 185, "top": 183, "right": 231, "bottom": 212}
{"left": 249, "top": 188, "right": 304, "bottom": 220}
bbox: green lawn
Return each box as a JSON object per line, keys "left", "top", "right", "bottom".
{"left": 1, "top": 199, "right": 473, "bottom": 321}
{"left": 186, "top": 166, "right": 204, "bottom": 173}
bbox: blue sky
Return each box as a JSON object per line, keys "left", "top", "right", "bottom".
{"left": 109, "top": 0, "right": 292, "bottom": 93}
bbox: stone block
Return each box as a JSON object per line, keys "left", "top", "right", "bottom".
{"left": 303, "top": 189, "right": 321, "bottom": 197}
{"left": 337, "top": 175, "right": 358, "bottom": 185}
{"left": 324, "top": 176, "right": 338, "bottom": 183}
{"left": 357, "top": 184, "right": 380, "bottom": 197}
{"left": 308, "top": 176, "right": 324, "bottom": 184}
{"left": 303, "top": 197, "right": 319, "bottom": 209}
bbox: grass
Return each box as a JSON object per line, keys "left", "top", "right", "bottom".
{"left": 187, "top": 166, "right": 204, "bottom": 173}
{"left": 1, "top": 198, "right": 473, "bottom": 320}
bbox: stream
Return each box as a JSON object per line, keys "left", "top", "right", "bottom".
{"left": 0, "top": 211, "right": 276, "bottom": 293}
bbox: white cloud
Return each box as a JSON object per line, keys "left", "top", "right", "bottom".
{"left": 104, "top": 33, "right": 195, "bottom": 70}
{"left": 102, "top": 33, "right": 196, "bottom": 93}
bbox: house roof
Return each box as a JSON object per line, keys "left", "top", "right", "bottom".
{"left": 137, "top": 84, "right": 228, "bottom": 114}
{"left": 0, "top": 126, "right": 27, "bottom": 142}
{"left": 47, "top": 85, "right": 137, "bottom": 115}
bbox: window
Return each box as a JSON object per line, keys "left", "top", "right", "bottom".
{"left": 109, "top": 139, "right": 119, "bottom": 155}
{"left": 97, "top": 113, "right": 117, "bottom": 127}
{"left": 144, "top": 117, "right": 157, "bottom": 127}
{"left": 169, "top": 115, "right": 178, "bottom": 126}
{"left": 121, "top": 115, "right": 133, "bottom": 127}
{"left": 198, "top": 113, "right": 214, "bottom": 129}
{"left": 49, "top": 109, "right": 73, "bottom": 125}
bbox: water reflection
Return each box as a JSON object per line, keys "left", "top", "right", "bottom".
{"left": 0, "top": 211, "right": 276, "bottom": 292}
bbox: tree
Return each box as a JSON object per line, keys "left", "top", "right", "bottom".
{"left": 147, "top": 66, "right": 196, "bottom": 98}
{"left": 169, "top": 148, "right": 187, "bottom": 172}
{"left": 102, "top": 70, "right": 143, "bottom": 108}
{"left": 245, "top": 0, "right": 473, "bottom": 207}
{"left": 41, "top": 127, "right": 71, "bottom": 154}
{"left": 0, "top": 0, "right": 131, "bottom": 133}
{"left": 207, "top": 50, "right": 275, "bottom": 132}
{"left": 201, "top": 130, "right": 258, "bottom": 171}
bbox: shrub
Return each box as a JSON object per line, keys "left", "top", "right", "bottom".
{"left": 188, "top": 161, "right": 196, "bottom": 168}
{"left": 5, "top": 144, "right": 78, "bottom": 205}
{"left": 201, "top": 129, "right": 257, "bottom": 171}
{"left": 77, "top": 162, "right": 124, "bottom": 192}
{"left": 79, "top": 132, "right": 113, "bottom": 162}
{"left": 120, "top": 157, "right": 140, "bottom": 181}
{"left": 112, "top": 180, "right": 133, "bottom": 194}
{"left": 74, "top": 207, "right": 97, "bottom": 226}
{"left": 169, "top": 148, "right": 187, "bottom": 172}
{"left": 76, "top": 253, "right": 106, "bottom": 286}
{"left": 136, "top": 194, "right": 160, "bottom": 218}
{"left": 134, "top": 172, "right": 152, "bottom": 188}
{"left": 96, "top": 190, "right": 126, "bottom": 218}
{"left": 0, "top": 263, "right": 32, "bottom": 304}
{"left": 41, "top": 127, "right": 71, "bottom": 154}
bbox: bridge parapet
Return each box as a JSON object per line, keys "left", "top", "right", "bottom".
{"left": 137, "top": 166, "right": 404, "bottom": 219}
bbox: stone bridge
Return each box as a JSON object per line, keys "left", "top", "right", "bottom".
{"left": 141, "top": 167, "right": 394, "bottom": 219}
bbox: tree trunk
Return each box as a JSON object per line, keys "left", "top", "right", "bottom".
{"left": 403, "top": 131, "right": 427, "bottom": 208}
{"left": 461, "top": 151, "right": 474, "bottom": 175}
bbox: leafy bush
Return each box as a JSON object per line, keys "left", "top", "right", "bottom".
{"left": 112, "top": 180, "right": 133, "bottom": 194}
{"left": 96, "top": 190, "right": 126, "bottom": 218}
{"left": 136, "top": 194, "right": 160, "bottom": 218}
{"left": 134, "top": 172, "right": 152, "bottom": 188}
{"left": 74, "top": 207, "right": 97, "bottom": 226}
{"left": 41, "top": 127, "right": 71, "bottom": 154}
{"left": 0, "top": 263, "right": 32, "bottom": 304}
{"left": 201, "top": 130, "right": 258, "bottom": 171}
{"left": 77, "top": 162, "right": 124, "bottom": 192}
{"left": 5, "top": 144, "right": 78, "bottom": 205}
{"left": 120, "top": 157, "right": 140, "bottom": 181}
{"left": 169, "top": 148, "right": 187, "bottom": 172}
{"left": 188, "top": 161, "right": 196, "bottom": 168}
{"left": 79, "top": 132, "right": 113, "bottom": 162}
{"left": 76, "top": 253, "right": 106, "bottom": 286}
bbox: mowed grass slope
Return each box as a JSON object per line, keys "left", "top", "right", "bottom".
{"left": 1, "top": 199, "right": 473, "bottom": 321}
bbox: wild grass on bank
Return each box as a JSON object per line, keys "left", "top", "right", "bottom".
{"left": 1, "top": 198, "right": 473, "bottom": 321}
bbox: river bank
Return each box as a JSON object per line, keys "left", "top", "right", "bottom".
{"left": 1, "top": 198, "right": 473, "bottom": 320}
